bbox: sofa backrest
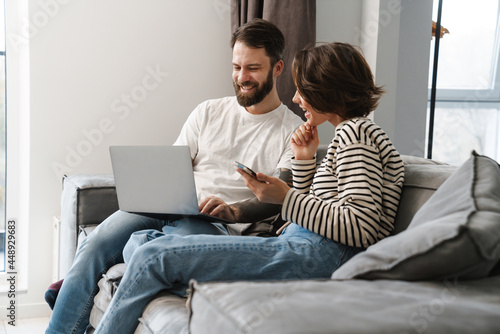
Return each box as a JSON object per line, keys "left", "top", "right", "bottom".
{"left": 315, "top": 145, "right": 457, "bottom": 235}
{"left": 393, "top": 158, "right": 456, "bottom": 234}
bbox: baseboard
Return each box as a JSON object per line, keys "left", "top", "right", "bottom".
{"left": 8, "top": 302, "right": 52, "bottom": 320}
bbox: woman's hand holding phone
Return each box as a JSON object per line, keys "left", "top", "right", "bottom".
{"left": 235, "top": 163, "right": 290, "bottom": 205}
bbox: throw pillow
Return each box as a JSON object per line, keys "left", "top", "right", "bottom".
{"left": 332, "top": 151, "right": 500, "bottom": 281}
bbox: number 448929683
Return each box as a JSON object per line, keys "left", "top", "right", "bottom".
{"left": 7, "top": 220, "right": 16, "bottom": 271}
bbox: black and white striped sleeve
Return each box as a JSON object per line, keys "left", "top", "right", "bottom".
{"left": 291, "top": 159, "right": 316, "bottom": 194}
{"left": 282, "top": 143, "right": 385, "bottom": 248}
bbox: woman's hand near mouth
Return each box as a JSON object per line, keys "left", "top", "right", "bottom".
{"left": 290, "top": 122, "right": 319, "bottom": 160}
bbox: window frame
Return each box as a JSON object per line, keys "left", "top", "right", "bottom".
{"left": 0, "top": 0, "right": 29, "bottom": 293}
{"left": 428, "top": 0, "right": 500, "bottom": 163}
{"left": 430, "top": 2, "right": 500, "bottom": 103}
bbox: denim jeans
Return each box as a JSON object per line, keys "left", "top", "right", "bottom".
{"left": 94, "top": 223, "right": 364, "bottom": 334}
{"left": 45, "top": 210, "right": 228, "bottom": 334}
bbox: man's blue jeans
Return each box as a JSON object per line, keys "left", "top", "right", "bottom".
{"left": 94, "top": 223, "right": 364, "bottom": 334}
{"left": 45, "top": 210, "right": 228, "bottom": 334}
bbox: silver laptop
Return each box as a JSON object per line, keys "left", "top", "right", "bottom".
{"left": 109, "top": 145, "right": 235, "bottom": 223}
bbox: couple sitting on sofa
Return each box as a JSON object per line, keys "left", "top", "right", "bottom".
{"left": 46, "top": 18, "right": 404, "bottom": 334}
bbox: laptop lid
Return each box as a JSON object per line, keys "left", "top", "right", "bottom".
{"left": 109, "top": 145, "right": 199, "bottom": 216}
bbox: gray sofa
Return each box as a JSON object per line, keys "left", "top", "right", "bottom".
{"left": 58, "top": 148, "right": 500, "bottom": 333}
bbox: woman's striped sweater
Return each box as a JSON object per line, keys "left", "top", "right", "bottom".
{"left": 282, "top": 118, "right": 405, "bottom": 248}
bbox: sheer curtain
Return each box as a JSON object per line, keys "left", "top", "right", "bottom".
{"left": 230, "top": 0, "right": 316, "bottom": 119}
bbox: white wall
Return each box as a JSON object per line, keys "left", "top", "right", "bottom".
{"left": 315, "top": 0, "right": 363, "bottom": 144}
{"left": 1, "top": 0, "right": 431, "bottom": 319}
{"left": 4, "top": 0, "right": 235, "bottom": 319}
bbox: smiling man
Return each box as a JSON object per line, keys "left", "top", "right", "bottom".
{"left": 232, "top": 36, "right": 281, "bottom": 113}
{"left": 46, "top": 19, "right": 303, "bottom": 334}
{"left": 92, "top": 41, "right": 403, "bottom": 334}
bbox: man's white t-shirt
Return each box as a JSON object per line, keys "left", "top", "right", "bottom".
{"left": 174, "top": 96, "right": 303, "bottom": 204}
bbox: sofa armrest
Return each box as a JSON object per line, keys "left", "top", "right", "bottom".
{"left": 59, "top": 174, "right": 119, "bottom": 278}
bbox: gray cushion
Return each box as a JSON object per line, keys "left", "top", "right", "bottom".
{"left": 188, "top": 276, "right": 500, "bottom": 334}
{"left": 90, "top": 263, "right": 127, "bottom": 329}
{"left": 332, "top": 151, "right": 500, "bottom": 281}
{"left": 135, "top": 291, "right": 189, "bottom": 334}
{"left": 89, "top": 263, "right": 189, "bottom": 334}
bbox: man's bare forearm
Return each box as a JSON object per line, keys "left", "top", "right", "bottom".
{"left": 230, "top": 168, "right": 292, "bottom": 223}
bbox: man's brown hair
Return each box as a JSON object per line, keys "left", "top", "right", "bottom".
{"left": 231, "top": 18, "right": 285, "bottom": 67}
{"left": 292, "top": 42, "right": 384, "bottom": 118}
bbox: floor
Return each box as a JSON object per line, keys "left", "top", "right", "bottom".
{"left": 0, "top": 317, "right": 49, "bottom": 334}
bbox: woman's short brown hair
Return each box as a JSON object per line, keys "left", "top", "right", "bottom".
{"left": 292, "top": 42, "right": 384, "bottom": 118}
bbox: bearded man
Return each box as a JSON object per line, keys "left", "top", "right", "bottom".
{"left": 46, "top": 19, "right": 302, "bottom": 334}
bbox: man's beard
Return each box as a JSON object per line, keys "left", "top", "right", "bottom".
{"left": 234, "top": 69, "right": 274, "bottom": 107}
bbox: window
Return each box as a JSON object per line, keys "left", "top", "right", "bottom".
{"left": 428, "top": 0, "right": 500, "bottom": 165}
{"left": 0, "top": 0, "right": 5, "bottom": 272}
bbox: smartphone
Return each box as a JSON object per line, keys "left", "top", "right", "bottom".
{"left": 234, "top": 161, "right": 258, "bottom": 179}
